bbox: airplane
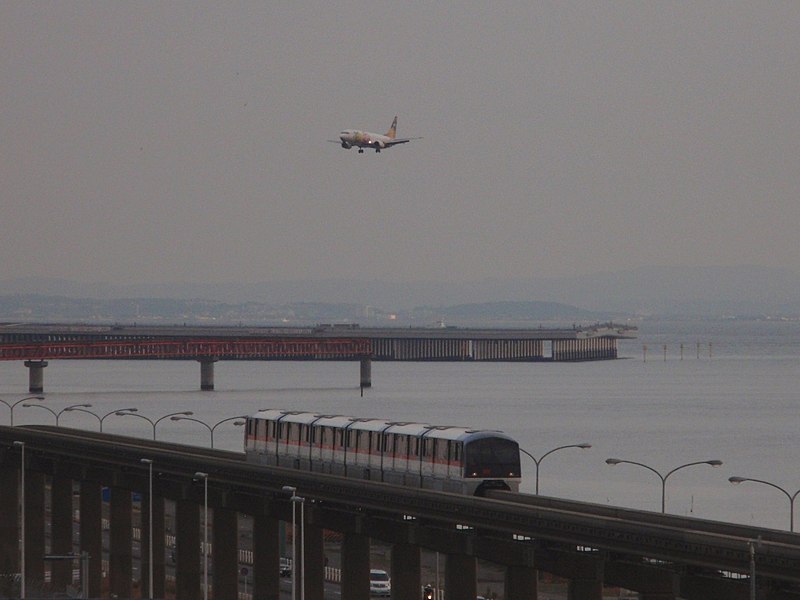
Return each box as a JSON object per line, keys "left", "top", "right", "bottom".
{"left": 330, "top": 116, "right": 420, "bottom": 153}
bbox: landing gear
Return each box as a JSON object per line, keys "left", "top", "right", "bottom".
{"left": 375, "top": 147, "right": 381, "bottom": 153}
{"left": 358, "top": 148, "right": 364, "bottom": 154}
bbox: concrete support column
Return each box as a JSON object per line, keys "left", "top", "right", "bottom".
{"left": 24, "top": 360, "right": 48, "bottom": 393}
{"left": 51, "top": 476, "right": 74, "bottom": 591}
{"left": 302, "top": 521, "right": 325, "bottom": 600}
{"left": 568, "top": 579, "right": 603, "bottom": 600}
{"left": 445, "top": 554, "right": 477, "bottom": 600}
{"left": 214, "top": 508, "right": 239, "bottom": 600}
{"left": 505, "top": 565, "right": 538, "bottom": 600}
{"left": 109, "top": 487, "right": 133, "bottom": 599}
{"left": 141, "top": 492, "right": 166, "bottom": 600}
{"left": 25, "top": 470, "right": 46, "bottom": 592}
{"left": 199, "top": 358, "right": 217, "bottom": 391}
{"left": 0, "top": 463, "right": 19, "bottom": 598}
{"left": 176, "top": 498, "right": 201, "bottom": 600}
{"left": 253, "top": 514, "right": 280, "bottom": 600}
{"left": 79, "top": 481, "right": 103, "bottom": 598}
{"left": 391, "top": 543, "right": 421, "bottom": 600}
{"left": 360, "top": 357, "right": 372, "bottom": 389}
{"left": 341, "top": 533, "right": 370, "bottom": 600}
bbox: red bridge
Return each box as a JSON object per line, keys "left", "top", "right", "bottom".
{"left": 0, "top": 338, "right": 371, "bottom": 361}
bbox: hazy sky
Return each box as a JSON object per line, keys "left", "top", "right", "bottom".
{"left": 2, "top": 2, "right": 799, "bottom": 285}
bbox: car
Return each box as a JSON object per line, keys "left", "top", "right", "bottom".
{"left": 279, "top": 557, "right": 292, "bottom": 577}
{"left": 369, "top": 569, "right": 391, "bottom": 596}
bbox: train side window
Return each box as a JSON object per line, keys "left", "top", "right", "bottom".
{"left": 422, "top": 437, "right": 434, "bottom": 459}
{"left": 395, "top": 434, "right": 406, "bottom": 458}
{"left": 436, "top": 440, "right": 447, "bottom": 462}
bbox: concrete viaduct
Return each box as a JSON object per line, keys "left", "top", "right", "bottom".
{"left": 0, "top": 323, "right": 636, "bottom": 392}
{"left": 2, "top": 425, "right": 800, "bottom": 600}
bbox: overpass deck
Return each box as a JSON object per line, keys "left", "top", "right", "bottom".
{"left": 2, "top": 425, "right": 799, "bottom": 600}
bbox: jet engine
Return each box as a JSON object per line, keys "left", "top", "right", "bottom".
{"left": 340, "top": 141, "right": 352, "bottom": 149}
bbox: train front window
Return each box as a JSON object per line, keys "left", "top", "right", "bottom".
{"left": 464, "top": 438, "right": 520, "bottom": 478}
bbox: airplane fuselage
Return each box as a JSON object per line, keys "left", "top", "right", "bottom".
{"left": 338, "top": 129, "right": 393, "bottom": 153}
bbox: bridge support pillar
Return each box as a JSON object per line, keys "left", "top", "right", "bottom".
{"left": 302, "top": 520, "right": 326, "bottom": 600}
{"left": 445, "top": 554, "right": 477, "bottom": 599}
{"left": 0, "top": 462, "right": 19, "bottom": 598}
{"left": 51, "top": 476, "right": 74, "bottom": 591}
{"left": 391, "top": 543, "right": 421, "bottom": 600}
{"left": 199, "top": 358, "right": 217, "bottom": 391}
{"left": 360, "top": 357, "right": 372, "bottom": 389}
{"left": 176, "top": 498, "right": 202, "bottom": 599}
{"left": 505, "top": 565, "right": 538, "bottom": 600}
{"left": 568, "top": 578, "right": 604, "bottom": 600}
{"left": 80, "top": 480, "right": 102, "bottom": 598}
{"left": 25, "top": 470, "right": 46, "bottom": 595}
{"left": 253, "top": 514, "right": 280, "bottom": 600}
{"left": 214, "top": 508, "right": 239, "bottom": 600}
{"left": 141, "top": 492, "right": 166, "bottom": 600}
{"left": 24, "top": 360, "right": 47, "bottom": 393}
{"left": 110, "top": 487, "right": 133, "bottom": 599}
{"left": 341, "top": 532, "right": 370, "bottom": 600}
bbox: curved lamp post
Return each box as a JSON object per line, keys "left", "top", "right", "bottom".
{"left": 195, "top": 472, "right": 209, "bottom": 600}
{"left": 13, "top": 441, "right": 25, "bottom": 598}
{"left": 141, "top": 458, "right": 154, "bottom": 600}
{"left": 64, "top": 407, "right": 138, "bottom": 432}
{"left": 1, "top": 395, "right": 45, "bottom": 427}
{"left": 170, "top": 415, "right": 246, "bottom": 448}
{"left": 606, "top": 458, "right": 723, "bottom": 513}
{"left": 283, "top": 485, "right": 305, "bottom": 600}
{"left": 22, "top": 402, "right": 92, "bottom": 426}
{"left": 729, "top": 476, "right": 800, "bottom": 532}
{"left": 115, "top": 410, "right": 193, "bottom": 439}
{"left": 519, "top": 443, "right": 592, "bottom": 495}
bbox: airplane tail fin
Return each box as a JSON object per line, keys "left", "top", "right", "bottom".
{"left": 385, "top": 116, "right": 398, "bottom": 139}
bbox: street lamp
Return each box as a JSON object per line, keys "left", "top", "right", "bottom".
{"left": 141, "top": 459, "right": 154, "bottom": 600}
{"left": 115, "top": 411, "right": 193, "bottom": 440}
{"left": 606, "top": 458, "right": 723, "bottom": 513}
{"left": 282, "top": 485, "right": 305, "bottom": 600}
{"left": 170, "top": 415, "right": 246, "bottom": 448}
{"left": 64, "top": 407, "right": 138, "bottom": 432}
{"left": 22, "top": 402, "right": 92, "bottom": 426}
{"left": 13, "top": 441, "right": 25, "bottom": 599}
{"left": 1, "top": 395, "right": 45, "bottom": 427}
{"left": 729, "top": 476, "right": 800, "bottom": 532}
{"left": 520, "top": 442, "right": 592, "bottom": 495}
{"left": 195, "top": 472, "right": 209, "bottom": 600}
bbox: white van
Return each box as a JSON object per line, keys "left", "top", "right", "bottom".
{"left": 369, "top": 569, "right": 391, "bottom": 596}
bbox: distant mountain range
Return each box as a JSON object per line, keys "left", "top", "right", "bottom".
{"left": 1, "top": 265, "right": 799, "bottom": 321}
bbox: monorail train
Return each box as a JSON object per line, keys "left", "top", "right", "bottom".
{"left": 244, "top": 410, "right": 521, "bottom": 495}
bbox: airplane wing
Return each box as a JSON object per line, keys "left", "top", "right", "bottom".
{"left": 384, "top": 137, "right": 422, "bottom": 146}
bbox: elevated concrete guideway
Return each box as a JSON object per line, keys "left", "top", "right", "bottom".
{"left": 2, "top": 425, "right": 799, "bottom": 600}
{"left": 0, "top": 322, "right": 636, "bottom": 392}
